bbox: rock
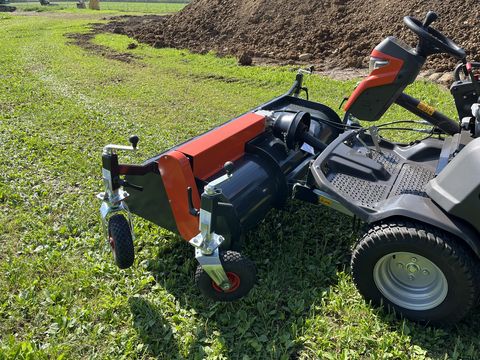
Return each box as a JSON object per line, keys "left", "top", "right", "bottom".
{"left": 127, "top": 43, "right": 138, "bottom": 50}
{"left": 428, "top": 72, "right": 443, "bottom": 81}
{"left": 438, "top": 72, "right": 454, "bottom": 85}
{"left": 113, "top": 26, "right": 124, "bottom": 34}
{"left": 286, "top": 51, "right": 296, "bottom": 59}
{"left": 298, "top": 53, "right": 313, "bottom": 61}
{"left": 422, "top": 69, "right": 435, "bottom": 77}
{"left": 238, "top": 51, "right": 253, "bottom": 66}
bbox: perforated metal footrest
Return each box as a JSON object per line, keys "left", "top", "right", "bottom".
{"left": 311, "top": 130, "right": 438, "bottom": 213}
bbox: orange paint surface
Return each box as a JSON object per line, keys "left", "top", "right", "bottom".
{"left": 158, "top": 151, "right": 200, "bottom": 240}
{"left": 177, "top": 113, "right": 266, "bottom": 180}
{"left": 344, "top": 50, "right": 404, "bottom": 112}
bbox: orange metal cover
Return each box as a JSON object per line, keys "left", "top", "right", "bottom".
{"left": 177, "top": 113, "right": 266, "bottom": 180}
{"left": 158, "top": 150, "right": 201, "bottom": 240}
{"left": 344, "top": 49, "right": 404, "bottom": 112}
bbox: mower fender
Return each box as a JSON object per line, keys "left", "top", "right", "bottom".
{"left": 368, "top": 194, "right": 480, "bottom": 259}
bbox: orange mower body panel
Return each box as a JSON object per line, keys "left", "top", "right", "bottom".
{"left": 159, "top": 113, "right": 266, "bottom": 240}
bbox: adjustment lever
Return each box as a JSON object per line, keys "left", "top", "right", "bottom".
{"left": 369, "top": 126, "right": 382, "bottom": 154}
{"left": 103, "top": 135, "right": 140, "bottom": 154}
{"left": 119, "top": 179, "right": 143, "bottom": 192}
{"left": 129, "top": 135, "right": 139, "bottom": 149}
{"left": 223, "top": 161, "right": 234, "bottom": 176}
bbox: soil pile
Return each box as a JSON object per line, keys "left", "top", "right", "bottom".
{"left": 107, "top": 0, "right": 480, "bottom": 71}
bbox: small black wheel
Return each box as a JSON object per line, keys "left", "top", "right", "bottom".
{"left": 108, "top": 214, "right": 134, "bottom": 269}
{"left": 194, "top": 250, "right": 257, "bottom": 301}
{"left": 351, "top": 220, "right": 480, "bottom": 325}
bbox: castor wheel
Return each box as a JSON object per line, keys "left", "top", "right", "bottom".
{"left": 194, "top": 250, "right": 257, "bottom": 301}
{"left": 107, "top": 214, "right": 134, "bottom": 269}
{"left": 351, "top": 220, "right": 480, "bottom": 325}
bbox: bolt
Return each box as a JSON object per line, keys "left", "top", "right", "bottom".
{"left": 220, "top": 282, "right": 231, "bottom": 291}
{"left": 422, "top": 269, "right": 430, "bottom": 275}
{"left": 407, "top": 263, "right": 419, "bottom": 273}
{"left": 409, "top": 274, "right": 415, "bottom": 281}
{"left": 411, "top": 257, "right": 417, "bottom": 263}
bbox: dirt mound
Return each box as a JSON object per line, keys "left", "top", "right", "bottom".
{"left": 105, "top": 0, "right": 480, "bottom": 71}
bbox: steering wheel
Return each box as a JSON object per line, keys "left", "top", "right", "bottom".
{"left": 403, "top": 11, "right": 466, "bottom": 60}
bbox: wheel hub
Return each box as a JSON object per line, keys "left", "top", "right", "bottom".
{"left": 373, "top": 252, "right": 448, "bottom": 311}
{"left": 109, "top": 236, "right": 115, "bottom": 251}
{"left": 406, "top": 263, "right": 420, "bottom": 274}
{"left": 212, "top": 272, "right": 241, "bottom": 293}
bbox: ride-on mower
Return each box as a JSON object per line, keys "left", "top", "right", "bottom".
{"left": 98, "top": 11, "right": 480, "bottom": 324}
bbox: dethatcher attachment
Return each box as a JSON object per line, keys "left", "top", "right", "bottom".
{"left": 98, "top": 12, "right": 480, "bottom": 324}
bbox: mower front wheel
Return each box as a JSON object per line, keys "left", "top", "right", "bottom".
{"left": 107, "top": 214, "right": 134, "bottom": 269}
{"left": 351, "top": 220, "right": 480, "bottom": 325}
{"left": 195, "top": 250, "right": 257, "bottom": 301}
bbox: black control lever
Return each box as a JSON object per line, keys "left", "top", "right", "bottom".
{"left": 423, "top": 11, "right": 438, "bottom": 27}
{"left": 129, "top": 135, "right": 139, "bottom": 149}
{"left": 187, "top": 187, "right": 199, "bottom": 216}
{"left": 119, "top": 179, "right": 143, "bottom": 191}
{"left": 224, "top": 161, "right": 234, "bottom": 176}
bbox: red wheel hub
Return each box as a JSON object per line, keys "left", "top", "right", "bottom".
{"left": 109, "top": 236, "right": 115, "bottom": 251}
{"left": 212, "top": 272, "right": 241, "bottom": 293}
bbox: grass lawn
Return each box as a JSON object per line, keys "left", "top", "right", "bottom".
{"left": 9, "top": 1, "right": 186, "bottom": 14}
{"left": 1, "top": 8, "right": 480, "bottom": 360}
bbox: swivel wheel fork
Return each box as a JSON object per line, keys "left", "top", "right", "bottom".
{"left": 189, "top": 162, "right": 236, "bottom": 291}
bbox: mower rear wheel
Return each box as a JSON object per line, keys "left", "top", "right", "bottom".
{"left": 108, "top": 214, "right": 134, "bottom": 269}
{"left": 351, "top": 220, "right": 480, "bottom": 325}
{"left": 195, "top": 251, "right": 257, "bottom": 301}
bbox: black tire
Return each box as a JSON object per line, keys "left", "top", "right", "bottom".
{"left": 351, "top": 220, "right": 480, "bottom": 325}
{"left": 108, "top": 214, "right": 134, "bottom": 269}
{"left": 194, "top": 250, "right": 257, "bottom": 302}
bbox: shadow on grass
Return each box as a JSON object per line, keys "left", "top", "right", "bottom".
{"left": 129, "top": 296, "right": 181, "bottom": 359}
{"left": 130, "top": 202, "right": 356, "bottom": 358}
{"left": 405, "top": 307, "right": 480, "bottom": 358}
{"left": 129, "top": 200, "right": 480, "bottom": 358}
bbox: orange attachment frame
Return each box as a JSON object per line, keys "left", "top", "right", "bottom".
{"left": 177, "top": 113, "right": 266, "bottom": 180}
{"left": 157, "top": 112, "right": 266, "bottom": 241}
{"left": 158, "top": 151, "right": 201, "bottom": 240}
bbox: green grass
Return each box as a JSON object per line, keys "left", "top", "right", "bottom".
{"left": 10, "top": 1, "right": 185, "bottom": 14}
{"left": 1, "top": 10, "right": 479, "bottom": 360}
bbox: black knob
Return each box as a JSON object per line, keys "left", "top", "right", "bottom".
{"left": 224, "top": 161, "right": 234, "bottom": 175}
{"left": 423, "top": 11, "right": 438, "bottom": 27}
{"left": 129, "top": 135, "right": 139, "bottom": 149}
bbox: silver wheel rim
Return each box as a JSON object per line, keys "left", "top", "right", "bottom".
{"left": 373, "top": 252, "right": 448, "bottom": 311}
